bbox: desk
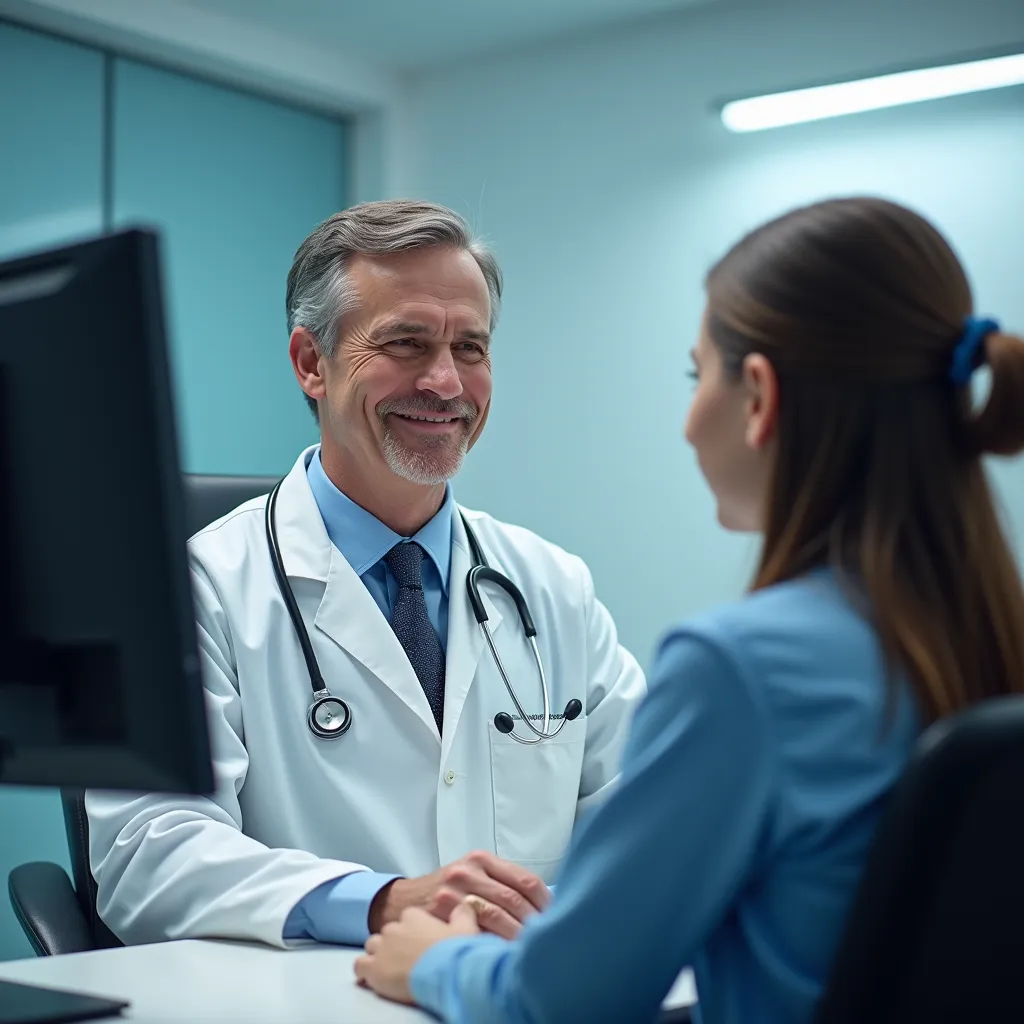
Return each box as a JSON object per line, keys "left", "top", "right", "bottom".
{"left": 0, "top": 940, "right": 697, "bottom": 1023}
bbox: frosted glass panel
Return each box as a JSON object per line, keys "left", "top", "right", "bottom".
{"left": 113, "top": 59, "right": 347, "bottom": 474}
{"left": 0, "top": 22, "right": 103, "bottom": 258}
{"left": 0, "top": 31, "right": 347, "bottom": 962}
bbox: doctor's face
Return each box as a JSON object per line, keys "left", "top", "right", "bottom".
{"left": 321, "top": 247, "right": 493, "bottom": 487}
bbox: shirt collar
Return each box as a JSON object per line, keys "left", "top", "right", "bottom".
{"left": 306, "top": 448, "right": 454, "bottom": 592}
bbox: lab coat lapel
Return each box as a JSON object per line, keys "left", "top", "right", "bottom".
{"left": 270, "top": 448, "right": 333, "bottom": 584}
{"left": 441, "top": 509, "right": 504, "bottom": 761}
{"left": 273, "top": 447, "right": 439, "bottom": 743}
{"left": 314, "top": 547, "right": 439, "bottom": 742}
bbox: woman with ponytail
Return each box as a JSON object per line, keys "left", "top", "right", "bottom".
{"left": 356, "top": 197, "right": 1024, "bottom": 1024}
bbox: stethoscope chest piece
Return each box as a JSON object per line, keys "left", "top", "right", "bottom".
{"left": 307, "top": 691, "right": 352, "bottom": 739}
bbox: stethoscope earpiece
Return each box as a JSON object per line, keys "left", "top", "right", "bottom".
{"left": 493, "top": 698, "right": 583, "bottom": 739}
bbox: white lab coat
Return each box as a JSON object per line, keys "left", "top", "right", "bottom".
{"left": 87, "top": 448, "right": 646, "bottom": 948}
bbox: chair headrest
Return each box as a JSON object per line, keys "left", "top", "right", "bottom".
{"left": 182, "top": 474, "right": 278, "bottom": 537}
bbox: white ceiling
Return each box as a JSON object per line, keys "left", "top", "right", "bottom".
{"left": 178, "top": 0, "right": 716, "bottom": 72}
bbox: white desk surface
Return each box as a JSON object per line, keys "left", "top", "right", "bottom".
{"left": 0, "top": 940, "right": 429, "bottom": 1023}
{"left": 0, "top": 937, "right": 696, "bottom": 1019}
{"left": 0, "top": 939, "right": 697, "bottom": 1023}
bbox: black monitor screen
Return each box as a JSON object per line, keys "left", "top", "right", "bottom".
{"left": 0, "top": 229, "right": 212, "bottom": 794}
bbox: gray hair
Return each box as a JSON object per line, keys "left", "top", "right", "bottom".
{"left": 286, "top": 199, "right": 503, "bottom": 417}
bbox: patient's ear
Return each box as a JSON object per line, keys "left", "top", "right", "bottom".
{"left": 742, "top": 353, "right": 779, "bottom": 451}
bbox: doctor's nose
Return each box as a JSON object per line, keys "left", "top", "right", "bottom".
{"left": 417, "top": 349, "right": 463, "bottom": 400}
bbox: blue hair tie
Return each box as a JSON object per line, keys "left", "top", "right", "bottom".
{"left": 949, "top": 316, "right": 999, "bottom": 385}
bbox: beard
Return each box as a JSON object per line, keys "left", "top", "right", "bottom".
{"left": 376, "top": 395, "right": 479, "bottom": 485}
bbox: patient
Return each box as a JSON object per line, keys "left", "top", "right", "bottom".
{"left": 355, "top": 196, "right": 1024, "bottom": 1023}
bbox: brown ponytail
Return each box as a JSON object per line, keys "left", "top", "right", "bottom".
{"left": 968, "top": 330, "right": 1024, "bottom": 457}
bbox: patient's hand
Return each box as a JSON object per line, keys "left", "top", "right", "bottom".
{"left": 356, "top": 901, "right": 481, "bottom": 1005}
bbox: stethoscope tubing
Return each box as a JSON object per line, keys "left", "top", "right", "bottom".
{"left": 264, "top": 477, "right": 579, "bottom": 743}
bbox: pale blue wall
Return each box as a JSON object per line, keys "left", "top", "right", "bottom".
{"left": 399, "top": 0, "right": 1024, "bottom": 669}
{"left": 0, "top": 23, "right": 104, "bottom": 262}
{"left": 0, "top": 24, "right": 345, "bottom": 960}
{"left": 112, "top": 59, "right": 340, "bottom": 475}
{"left": 0, "top": 20, "right": 104, "bottom": 961}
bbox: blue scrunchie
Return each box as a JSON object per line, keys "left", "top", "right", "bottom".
{"left": 949, "top": 316, "right": 999, "bottom": 385}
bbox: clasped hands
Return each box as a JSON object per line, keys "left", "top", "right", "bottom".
{"left": 356, "top": 850, "right": 549, "bottom": 1005}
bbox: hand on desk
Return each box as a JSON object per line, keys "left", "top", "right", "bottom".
{"left": 368, "top": 850, "right": 548, "bottom": 940}
{"left": 356, "top": 900, "right": 481, "bottom": 1005}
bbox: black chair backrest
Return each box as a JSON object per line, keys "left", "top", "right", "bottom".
{"left": 182, "top": 473, "right": 278, "bottom": 538}
{"left": 816, "top": 694, "right": 1024, "bottom": 1023}
{"left": 66, "top": 473, "right": 279, "bottom": 948}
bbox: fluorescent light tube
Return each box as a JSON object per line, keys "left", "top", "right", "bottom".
{"left": 722, "top": 52, "right": 1024, "bottom": 132}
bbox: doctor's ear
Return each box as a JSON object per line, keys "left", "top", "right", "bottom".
{"left": 290, "top": 327, "right": 327, "bottom": 404}
{"left": 741, "top": 353, "right": 779, "bottom": 451}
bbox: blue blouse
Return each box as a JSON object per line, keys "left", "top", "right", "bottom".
{"left": 409, "top": 572, "right": 920, "bottom": 1023}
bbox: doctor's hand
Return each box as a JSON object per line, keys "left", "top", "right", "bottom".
{"left": 355, "top": 901, "right": 481, "bottom": 1006}
{"left": 367, "top": 850, "right": 549, "bottom": 940}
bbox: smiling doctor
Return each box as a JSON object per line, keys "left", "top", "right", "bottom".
{"left": 86, "top": 199, "right": 646, "bottom": 949}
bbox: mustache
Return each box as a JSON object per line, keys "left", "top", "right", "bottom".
{"left": 377, "top": 396, "right": 479, "bottom": 421}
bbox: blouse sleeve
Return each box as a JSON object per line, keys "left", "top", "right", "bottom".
{"left": 410, "top": 629, "right": 777, "bottom": 1024}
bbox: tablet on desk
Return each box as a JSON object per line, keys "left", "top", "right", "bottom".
{"left": 0, "top": 979, "right": 128, "bottom": 1024}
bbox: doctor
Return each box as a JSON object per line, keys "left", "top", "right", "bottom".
{"left": 87, "top": 199, "right": 646, "bottom": 950}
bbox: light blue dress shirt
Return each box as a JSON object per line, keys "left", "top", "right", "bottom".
{"left": 283, "top": 448, "right": 455, "bottom": 946}
{"left": 409, "top": 571, "right": 921, "bottom": 1024}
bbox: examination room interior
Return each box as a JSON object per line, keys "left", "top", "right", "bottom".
{"left": 1, "top": 0, "right": 1024, "bottom": 975}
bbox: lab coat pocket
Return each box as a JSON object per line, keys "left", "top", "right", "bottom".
{"left": 488, "top": 716, "right": 586, "bottom": 874}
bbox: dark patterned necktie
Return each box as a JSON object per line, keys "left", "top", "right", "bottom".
{"left": 384, "top": 541, "right": 445, "bottom": 732}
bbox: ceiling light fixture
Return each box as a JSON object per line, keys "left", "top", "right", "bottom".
{"left": 722, "top": 51, "right": 1024, "bottom": 133}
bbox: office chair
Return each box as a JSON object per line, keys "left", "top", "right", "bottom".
{"left": 7, "top": 474, "right": 276, "bottom": 956}
{"left": 815, "top": 694, "right": 1024, "bottom": 1023}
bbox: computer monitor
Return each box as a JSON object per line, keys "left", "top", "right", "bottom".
{"left": 0, "top": 228, "right": 212, "bottom": 794}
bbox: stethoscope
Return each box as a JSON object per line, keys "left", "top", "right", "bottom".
{"left": 264, "top": 479, "right": 582, "bottom": 744}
